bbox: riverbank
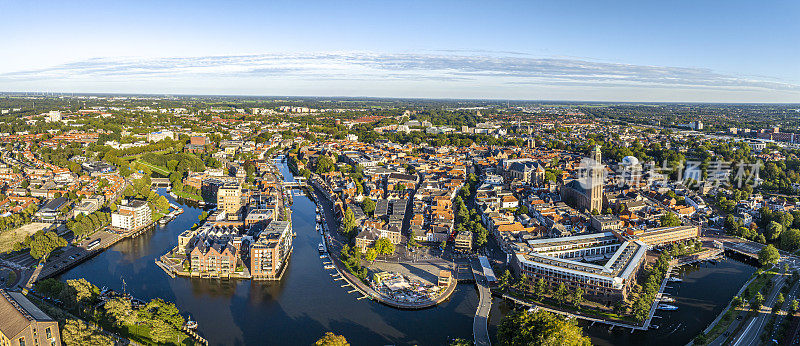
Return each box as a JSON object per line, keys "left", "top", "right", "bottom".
{"left": 312, "top": 181, "right": 458, "bottom": 309}
{"left": 59, "top": 166, "right": 478, "bottom": 345}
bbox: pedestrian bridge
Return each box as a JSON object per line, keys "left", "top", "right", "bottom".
{"left": 283, "top": 177, "right": 307, "bottom": 188}
{"left": 151, "top": 178, "right": 171, "bottom": 186}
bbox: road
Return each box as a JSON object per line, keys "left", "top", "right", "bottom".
{"left": 767, "top": 277, "right": 800, "bottom": 342}
{"left": 730, "top": 256, "right": 799, "bottom": 346}
{"left": 472, "top": 258, "right": 492, "bottom": 346}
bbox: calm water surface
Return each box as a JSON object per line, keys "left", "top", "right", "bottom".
{"left": 60, "top": 162, "right": 478, "bottom": 345}
{"left": 61, "top": 160, "right": 754, "bottom": 345}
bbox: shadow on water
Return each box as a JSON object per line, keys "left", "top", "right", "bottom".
{"left": 59, "top": 161, "right": 477, "bottom": 345}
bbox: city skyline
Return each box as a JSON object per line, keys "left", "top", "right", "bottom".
{"left": 1, "top": 0, "right": 798, "bottom": 102}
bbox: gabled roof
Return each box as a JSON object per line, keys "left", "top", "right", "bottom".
{"left": 0, "top": 290, "right": 54, "bottom": 339}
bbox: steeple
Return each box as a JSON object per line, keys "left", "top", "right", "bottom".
{"left": 591, "top": 145, "right": 602, "bottom": 163}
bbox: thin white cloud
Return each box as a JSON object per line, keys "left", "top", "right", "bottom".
{"left": 0, "top": 52, "right": 798, "bottom": 100}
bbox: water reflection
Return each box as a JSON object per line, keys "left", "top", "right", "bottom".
{"left": 60, "top": 161, "right": 478, "bottom": 345}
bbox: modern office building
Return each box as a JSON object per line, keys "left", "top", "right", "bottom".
{"left": 250, "top": 221, "right": 293, "bottom": 280}
{"left": 512, "top": 232, "right": 646, "bottom": 302}
{"left": 0, "top": 290, "right": 61, "bottom": 346}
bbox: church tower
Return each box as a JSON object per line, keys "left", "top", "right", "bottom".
{"left": 587, "top": 145, "right": 604, "bottom": 213}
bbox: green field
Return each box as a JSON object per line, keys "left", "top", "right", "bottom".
{"left": 0, "top": 222, "right": 50, "bottom": 253}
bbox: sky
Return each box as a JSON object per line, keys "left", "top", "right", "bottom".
{"left": 1, "top": 0, "right": 798, "bottom": 102}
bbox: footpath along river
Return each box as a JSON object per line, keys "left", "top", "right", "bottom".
{"left": 59, "top": 161, "right": 478, "bottom": 345}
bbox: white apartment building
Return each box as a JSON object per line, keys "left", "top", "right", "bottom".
{"left": 111, "top": 199, "right": 152, "bottom": 231}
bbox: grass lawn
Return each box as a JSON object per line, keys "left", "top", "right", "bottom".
{"left": 702, "top": 305, "right": 742, "bottom": 344}
{"left": 0, "top": 222, "right": 51, "bottom": 253}
{"left": 744, "top": 268, "right": 778, "bottom": 300}
{"left": 172, "top": 189, "right": 202, "bottom": 202}
{"left": 135, "top": 160, "right": 171, "bottom": 176}
{"left": 698, "top": 267, "right": 777, "bottom": 345}
{"left": 125, "top": 324, "right": 192, "bottom": 346}
{"left": 504, "top": 289, "right": 635, "bottom": 323}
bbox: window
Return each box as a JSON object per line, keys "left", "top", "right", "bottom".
{"left": 18, "top": 337, "right": 25, "bottom": 346}
{"left": 45, "top": 328, "right": 51, "bottom": 339}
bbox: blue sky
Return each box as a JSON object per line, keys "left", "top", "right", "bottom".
{"left": 1, "top": 0, "right": 798, "bottom": 102}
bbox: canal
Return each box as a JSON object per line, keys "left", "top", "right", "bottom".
{"left": 59, "top": 161, "right": 479, "bottom": 345}
{"left": 58, "top": 159, "right": 758, "bottom": 345}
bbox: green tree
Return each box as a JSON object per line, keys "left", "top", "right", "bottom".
{"left": 364, "top": 248, "right": 378, "bottom": 262}
{"left": 781, "top": 228, "right": 800, "bottom": 251}
{"left": 139, "top": 298, "right": 185, "bottom": 330}
{"left": 361, "top": 197, "right": 375, "bottom": 216}
{"left": 725, "top": 215, "right": 740, "bottom": 234}
{"left": 660, "top": 212, "right": 681, "bottom": 227}
{"left": 555, "top": 283, "right": 569, "bottom": 306}
{"left": 767, "top": 221, "right": 784, "bottom": 241}
{"left": 374, "top": 237, "right": 395, "bottom": 255}
{"left": 758, "top": 244, "right": 780, "bottom": 266}
{"left": 315, "top": 332, "right": 350, "bottom": 346}
{"left": 316, "top": 156, "right": 334, "bottom": 174}
{"left": 572, "top": 288, "right": 585, "bottom": 308}
{"left": 67, "top": 278, "right": 99, "bottom": 304}
{"left": 155, "top": 195, "right": 170, "bottom": 213}
{"left": 28, "top": 231, "right": 67, "bottom": 260}
{"left": 752, "top": 292, "right": 765, "bottom": 311}
{"left": 497, "top": 310, "right": 591, "bottom": 346}
{"left": 732, "top": 296, "right": 744, "bottom": 308}
{"left": 694, "top": 333, "right": 709, "bottom": 345}
{"left": 104, "top": 297, "right": 137, "bottom": 326}
{"left": 534, "top": 278, "right": 547, "bottom": 300}
{"left": 449, "top": 338, "right": 472, "bottom": 346}
{"left": 166, "top": 159, "right": 179, "bottom": 171}
{"left": 148, "top": 320, "right": 175, "bottom": 344}
{"left": 60, "top": 319, "right": 114, "bottom": 346}
{"left": 498, "top": 269, "right": 513, "bottom": 291}
{"left": 342, "top": 206, "right": 356, "bottom": 238}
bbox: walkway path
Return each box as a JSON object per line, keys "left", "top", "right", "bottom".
{"left": 472, "top": 257, "right": 491, "bottom": 346}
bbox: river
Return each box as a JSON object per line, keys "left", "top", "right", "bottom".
{"left": 59, "top": 160, "right": 757, "bottom": 345}
{"left": 59, "top": 161, "right": 478, "bottom": 345}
